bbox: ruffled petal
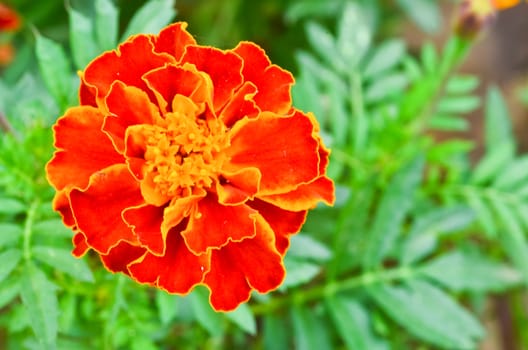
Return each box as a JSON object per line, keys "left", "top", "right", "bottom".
{"left": 143, "top": 63, "right": 213, "bottom": 114}
{"left": 46, "top": 106, "right": 124, "bottom": 191}
{"left": 103, "top": 81, "right": 162, "bottom": 153}
{"left": 181, "top": 45, "right": 243, "bottom": 111}
{"left": 123, "top": 204, "right": 165, "bottom": 255}
{"left": 161, "top": 189, "right": 206, "bottom": 238}
{"left": 218, "top": 81, "right": 260, "bottom": 127}
{"left": 72, "top": 232, "right": 90, "bottom": 258}
{"left": 204, "top": 217, "right": 285, "bottom": 311}
{"left": 100, "top": 241, "right": 147, "bottom": 274}
{"left": 216, "top": 167, "right": 261, "bottom": 205}
{"left": 78, "top": 73, "right": 97, "bottom": 107}
{"left": 153, "top": 22, "right": 197, "bottom": 61}
{"left": 261, "top": 176, "right": 335, "bottom": 211}
{"left": 69, "top": 164, "right": 143, "bottom": 254}
{"left": 52, "top": 190, "right": 76, "bottom": 228}
{"left": 83, "top": 34, "right": 173, "bottom": 108}
{"left": 127, "top": 229, "right": 210, "bottom": 294}
{"left": 226, "top": 110, "right": 319, "bottom": 195}
{"left": 182, "top": 194, "right": 258, "bottom": 255}
{"left": 233, "top": 42, "right": 294, "bottom": 114}
{"left": 249, "top": 199, "right": 307, "bottom": 255}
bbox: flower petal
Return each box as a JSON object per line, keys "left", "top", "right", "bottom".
{"left": 127, "top": 229, "right": 209, "bottom": 294}
{"left": 226, "top": 110, "right": 319, "bottom": 195}
{"left": 123, "top": 204, "right": 165, "bottom": 255}
{"left": 182, "top": 194, "right": 258, "bottom": 255}
{"left": 233, "top": 42, "right": 294, "bottom": 114}
{"left": 216, "top": 167, "right": 261, "bottom": 205}
{"left": 79, "top": 73, "right": 97, "bottom": 107}
{"left": 69, "top": 164, "right": 143, "bottom": 254}
{"left": 218, "top": 81, "right": 260, "bottom": 127}
{"left": 52, "top": 190, "right": 76, "bottom": 228}
{"left": 153, "top": 22, "right": 197, "bottom": 61}
{"left": 204, "top": 217, "right": 285, "bottom": 311}
{"left": 72, "top": 232, "right": 90, "bottom": 258}
{"left": 161, "top": 190, "right": 206, "bottom": 238}
{"left": 143, "top": 63, "right": 212, "bottom": 114}
{"left": 46, "top": 106, "right": 124, "bottom": 191}
{"left": 261, "top": 176, "right": 335, "bottom": 211}
{"left": 103, "top": 81, "right": 162, "bottom": 152}
{"left": 83, "top": 34, "right": 173, "bottom": 107}
{"left": 249, "top": 199, "right": 307, "bottom": 255}
{"left": 181, "top": 45, "right": 243, "bottom": 111}
{"left": 100, "top": 241, "right": 147, "bottom": 274}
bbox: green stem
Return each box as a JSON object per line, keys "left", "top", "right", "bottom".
{"left": 23, "top": 200, "right": 40, "bottom": 261}
{"left": 252, "top": 265, "right": 417, "bottom": 315}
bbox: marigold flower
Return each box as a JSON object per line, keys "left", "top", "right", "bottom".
{"left": 46, "top": 22, "right": 335, "bottom": 311}
{"left": 0, "top": 3, "right": 20, "bottom": 32}
{"left": 492, "top": 0, "right": 524, "bottom": 9}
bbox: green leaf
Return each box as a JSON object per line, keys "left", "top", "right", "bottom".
{"left": 0, "top": 276, "right": 19, "bottom": 309}
{"left": 35, "top": 33, "right": 74, "bottom": 109}
{"left": 32, "top": 246, "right": 94, "bottom": 282}
{"left": 471, "top": 141, "right": 515, "bottom": 185}
{"left": 326, "top": 297, "right": 388, "bottom": 350}
{"left": 397, "top": 0, "right": 442, "bottom": 34}
{"left": 437, "top": 95, "right": 480, "bottom": 114}
{"left": 422, "top": 250, "right": 522, "bottom": 292}
{"left": 364, "top": 73, "right": 408, "bottom": 103}
{"left": 0, "top": 223, "right": 23, "bottom": 247}
{"left": 485, "top": 86, "right": 514, "bottom": 153}
{"left": 188, "top": 287, "right": 224, "bottom": 337}
{"left": 33, "top": 218, "right": 73, "bottom": 238}
{"left": 0, "top": 197, "right": 26, "bottom": 214}
{"left": 263, "top": 314, "right": 290, "bottom": 350}
{"left": 20, "top": 263, "right": 58, "bottom": 350}
{"left": 224, "top": 303, "right": 256, "bottom": 335}
{"left": 95, "top": 0, "right": 119, "bottom": 51}
{"left": 0, "top": 249, "right": 22, "bottom": 283}
{"left": 428, "top": 115, "right": 469, "bottom": 131}
{"left": 281, "top": 258, "right": 321, "bottom": 290}
{"left": 492, "top": 156, "right": 528, "bottom": 190}
{"left": 401, "top": 206, "right": 474, "bottom": 264}
{"left": 464, "top": 188, "right": 498, "bottom": 237}
{"left": 336, "top": 2, "right": 371, "bottom": 66}
{"left": 121, "top": 0, "right": 176, "bottom": 40}
{"left": 491, "top": 199, "right": 528, "bottom": 282}
{"left": 446, "top": 75, "right": 479, "bottom": 94}
{"left": 420, "top": 42, "right": 438, "bottom": 74}
{"left": 305, "top": 22, "right": 342, "bottom": 71}
{"left": 291, "top": 307, "right": 332, "bottom": 350}
{"left": 285, "top": 1, "right": 340, "bottom": 23}
{"left": 155, "top": 291, "right": 178, "bottom": 325}
{"left": 288, "top": 234, "right": 332, "bottom": 262}
{"left": 363, "top": 39, "right": 406, "bottom": 79}
{"left": 363, "top": 157, "right": 424, "bottom": 268}
{"left": 68, "top": 6, "right": 100, "bottom": 69}
{"left": 369, "top": 280, "right": 484, "bottom": 349}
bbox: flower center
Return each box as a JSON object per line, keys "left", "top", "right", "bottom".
{"left": 142, "top": 97, "right": 228, "bottom": 200}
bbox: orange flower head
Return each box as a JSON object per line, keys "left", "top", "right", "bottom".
{"left": 492, "top": 0, "right": 524, "bottom": 9}
{"left": 0, "top": 3, "right": 20, "bottom": 31}
{"left": 46, "top": 22, "right": 335, "bottom": 311}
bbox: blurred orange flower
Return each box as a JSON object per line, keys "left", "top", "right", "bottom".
{"left": 492, "top": 0, "right": 524, "bottom": 9}
{"left": 46, "top": 22, "right": 334, "bottom": 311}
{"left": 0, "top": 3, "right": 20, "bottom": 31}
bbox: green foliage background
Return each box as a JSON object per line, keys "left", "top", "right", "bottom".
{"left": 1, "top": 0, "right": 528, "bottom": 349}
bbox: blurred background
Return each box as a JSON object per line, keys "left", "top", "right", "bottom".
{"left": 2, "top": 0, "right": 528, "bottom": 349}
